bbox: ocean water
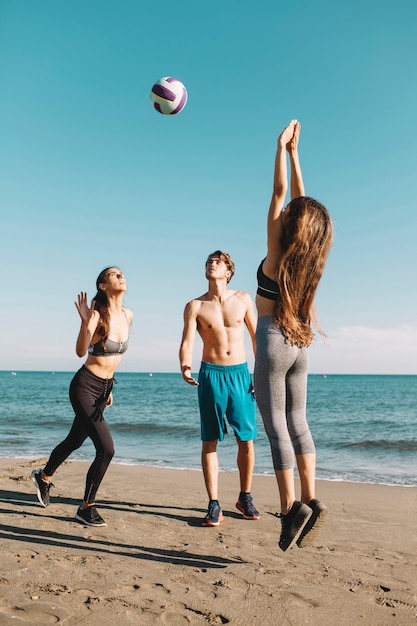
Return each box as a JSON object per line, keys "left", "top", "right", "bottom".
{"left": 1, "top": 371, "right": 416, "bottom": 487}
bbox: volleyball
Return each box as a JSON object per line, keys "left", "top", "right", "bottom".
{"left": 150, "top": 77, "right": 188, "bottom": 116}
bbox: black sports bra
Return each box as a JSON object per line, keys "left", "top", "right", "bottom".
{"left": 88, "top": 309, "right": 130, "bottom": 357}
{"left": 256, "top": 259, "right": 279, "bottom": 301}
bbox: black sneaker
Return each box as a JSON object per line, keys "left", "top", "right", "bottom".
{"left": 296, "top": 499, "right": 328, "bottom": 548}
{"left": 202, "top": 500, "right": 224, "bottom": 527}
{"left": 236, "top": 492, "right": 260, "bottom": 520}
{"left": 75, "top": 505, "right": 107, "bottom": 527}
{"left": 31, "top": 469, "right": 53, "bottom": 507}
{"left": 278, "top": 501, "right": 312, "bottom": 551}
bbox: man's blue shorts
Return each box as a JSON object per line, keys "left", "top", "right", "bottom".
{"left": 197, "top": 362, "right": 257, "bottom": 442}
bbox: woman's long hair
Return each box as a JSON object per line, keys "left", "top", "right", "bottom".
{"left": 93, "top": 267, "right": 114, "bottom": 348}
{"left": 274, "top": 197, "right": 333, "bottom": 347}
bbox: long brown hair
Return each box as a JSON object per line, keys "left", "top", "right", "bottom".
{"left": 274, "top": 197, "right": 333, "bottom": 347}
{"left": 93, "top": 267, "right": 115, "bottom": 347}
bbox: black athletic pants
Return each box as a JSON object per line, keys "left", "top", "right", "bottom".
{"left": 44, "top": 365, "right": 115, "bottom": 503}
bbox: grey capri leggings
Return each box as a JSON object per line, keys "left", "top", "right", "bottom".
{"left": 254, "top": 316, "right": 315, "bottom": 470}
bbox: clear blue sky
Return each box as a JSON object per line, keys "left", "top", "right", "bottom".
{"left": 1, "top": 0, "right": 416, "bottom": 374}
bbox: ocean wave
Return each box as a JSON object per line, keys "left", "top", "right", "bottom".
{"left": 343, "top": 439, "right": 417, "bottom": 451}
{"left": 111, "top": 422, "right": 200, "bottom": 437}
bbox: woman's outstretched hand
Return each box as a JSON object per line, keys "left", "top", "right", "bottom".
{"left": 74, "top": 292, "right": 96, "bottom": 323}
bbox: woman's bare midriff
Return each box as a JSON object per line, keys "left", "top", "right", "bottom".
{"left": 83, "top": 355, "right": 123, "bottom": 379}
{"left": 255, "top": 294, "right": 276, "bottom": 318}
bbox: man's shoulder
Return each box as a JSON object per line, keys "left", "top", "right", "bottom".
{"left": 230, "top": 289, "right": 253, "bottom": 305}
{"left": 234, "top": 289, "right": 251, "bottom": 298}
{"left": 184, "top": 294, "right": 208, "bottom": 311}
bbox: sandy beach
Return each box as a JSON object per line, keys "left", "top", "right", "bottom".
{"left": 0, "top": 458, "right": 416, "bottom": 625}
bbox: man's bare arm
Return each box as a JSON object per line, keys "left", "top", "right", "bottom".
{"left": 243, "top": 292, "right": 257, "bottom": 358}
{"left": 179, "top": 300, "right": 199, "bottom": 386}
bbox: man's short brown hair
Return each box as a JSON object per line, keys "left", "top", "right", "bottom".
{"left": 206, "top": 250, "right": 235, "bottom": 283}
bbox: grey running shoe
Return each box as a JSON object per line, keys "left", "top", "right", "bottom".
{"left": 31, "top": 469, "right": 53, "bottom": 507}
{"left": 202, "top": 500, "right": 224, "bottom": 527}
{"left": 236, "top": 492, "right": 260, "bottom": 520}
{"left": 296, "top": 499, "right": 328, "bottom": 548}
{"left": 75, "top": 505, "right": 107, "bottom": 527}
{"left": 278, "top": 501, "right": 312, "bottom": 551}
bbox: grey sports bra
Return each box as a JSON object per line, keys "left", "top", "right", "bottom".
{"left": 88, "top": 309, "right": 130, "bottom": 357}
{"left": 256, "top": 259, "right": 279, "bottom": 301}
{"left": 89, "top": 337, "right": 129, "bottom": 357}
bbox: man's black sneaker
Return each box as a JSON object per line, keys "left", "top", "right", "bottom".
{"left": 278, "top": 501, "right": 312, "bottom": 551}
{"left": 296, "top": 499, "right": 328, "bottom": 548}
{"left": 75, "top": 505, "right": 107, "bottom": 527}
{"left": 202, "top": 500, "right": 224, "bottom": 527}
{"left": 31, "top": 469, "right": 53, "bottom": 507}
{"left": 236, "top": 492, "right": 260, "bottom": 520}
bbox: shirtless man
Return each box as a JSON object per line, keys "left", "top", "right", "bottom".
{"left": 179, "top": 250, "right": 259, "bottom": 526}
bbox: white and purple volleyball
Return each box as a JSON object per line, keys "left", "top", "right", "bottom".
{"left": 150, "top": 77, "right": 188, "bottom": 115}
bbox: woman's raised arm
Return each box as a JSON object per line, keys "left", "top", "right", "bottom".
{"left": 265, "top": 119, "right": 299, "bottom": 270}
{"left": 286, "top": 121, "right": 305, "bottom": 199}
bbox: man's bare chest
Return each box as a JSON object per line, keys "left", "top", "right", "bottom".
{"left": 197, "top": 303, "right": 245, "bottom": 331}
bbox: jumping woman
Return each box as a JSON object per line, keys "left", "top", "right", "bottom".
{"left": 254, "top": 120, "right": 333, "bottom": 551}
